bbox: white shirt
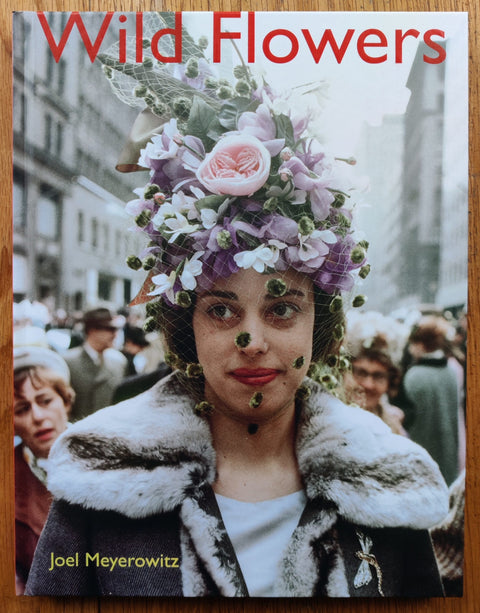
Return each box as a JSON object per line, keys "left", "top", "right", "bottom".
{"left": 215, "top": 490, "right": 307, "bottom": 596}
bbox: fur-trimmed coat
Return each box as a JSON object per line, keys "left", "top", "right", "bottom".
{"left": 26, "top": 373, "right": 448, "bottom": 597}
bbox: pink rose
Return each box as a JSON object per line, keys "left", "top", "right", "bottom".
{"left": 196, "top": 135, "right": 271, "bottom": 196}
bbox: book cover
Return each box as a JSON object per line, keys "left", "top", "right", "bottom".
{"left": 13, "top": 11, "right": 467, "bottom": 597}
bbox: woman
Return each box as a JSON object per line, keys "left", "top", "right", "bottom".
{"left": 14, "top": 345, "right": 73, "bottom": 594}
{"left": 26, "top": 32, "right": 448, "bottom": 597}
{"left": 344, "top": 311, "right": 408, "bottom": 436}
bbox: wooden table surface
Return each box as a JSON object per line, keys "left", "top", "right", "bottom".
{"left": 1, "top": 0, "right": 478, "bottom": 611}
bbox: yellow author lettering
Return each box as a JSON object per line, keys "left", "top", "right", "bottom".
{"left": 49, "top": 552, "right": 179, "bottom": 571}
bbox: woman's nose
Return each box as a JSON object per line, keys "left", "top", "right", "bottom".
{"left": 31, "top": 403, "right": 47, "bottom": 422}
{"left": 236, "top": 317, "right": 268, "bottom": 356}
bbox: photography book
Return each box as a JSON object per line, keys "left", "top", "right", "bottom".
{"left": 13, "top": 11, "right": 467, "bottom": 597}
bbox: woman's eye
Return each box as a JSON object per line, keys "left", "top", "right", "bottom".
{"left": 14, "top": 405, "right": 29, "bottom": 416}
{"left": 206, "top": 304, "right": 237, "bottom": 321}
{"left": 268, "top": 303, "right": 300, "bottom": 321}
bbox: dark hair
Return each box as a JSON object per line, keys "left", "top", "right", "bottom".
{"left": 409, "top": 315, "right": 448, "bottom": 353}
{"left": 351, "top": 347, "right": 401, "bottom": 394}
{"left": 14, "top": 366, "right": 75, "bottom": 410}
{"left": 157, "top": 285, "right": 345, "bottom": 367}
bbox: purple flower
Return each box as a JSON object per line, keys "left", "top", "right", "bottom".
{"left": 236, "top": 104, "right": 285, "bottom": 156}
{"left": 312, "top": 239, "right": 360, "bottom": 294}
{"left": 279, "top": 157, "right": 335, "bottom": 220}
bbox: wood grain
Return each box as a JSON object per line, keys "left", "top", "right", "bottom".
{"left": 2, "top": 0, "right": 478, "bottom": 611}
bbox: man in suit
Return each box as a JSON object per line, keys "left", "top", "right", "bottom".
{"left": 64, "top": 308, "right": 127, "bottom": 421}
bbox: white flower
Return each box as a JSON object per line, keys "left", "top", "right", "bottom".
{"left": 164, "top": 213, "right": 200, "bottom": 243}
{"left": 200, "top": 208, "right": 218, "bottom": 229}
{"left": 180, "top": 251, "right": 205, "bottom": 291}
{"left": 151, "top": 203, "right": 176, "bottom": 227}
{"left": 310, "top": 228, "right": 337, "bottom": 243}
{"left": 234, "top": 245, "right": 279, "bottom": 273}
{"left": 171, "top": 191, "right": 198, "bottom": 220}
{"left": 149, "top": 271, "right": 176, "bottom": 302}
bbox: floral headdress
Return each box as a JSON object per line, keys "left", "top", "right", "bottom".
{"left": 99, "top": 13, "right": 370, "bottom": 313}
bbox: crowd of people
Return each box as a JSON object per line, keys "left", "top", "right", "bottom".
{"left": 13, "top": 298, "right": 466, "bottom": 595}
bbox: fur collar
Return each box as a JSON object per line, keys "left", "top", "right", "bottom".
{"left": 47, "top": 372, "right": 448, "bottom": 528}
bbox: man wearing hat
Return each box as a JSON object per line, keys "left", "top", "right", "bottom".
{"left": 64, "top": 308, "right": 127, "bottom": 421}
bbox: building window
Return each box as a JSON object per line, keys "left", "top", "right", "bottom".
{"left": 13, "top": 179, "right": 26, "bottom": 228}
{"left": 45, "top": 114, "right": 52, "bottom": 151}
{"left": 98, "top": 273, "right": 114, "bottom": 302}
{"left": 77, "top": 211, "right": 84, "bottom": 243}
{"left": 36, "top": 195, "right": 59, "bottom": 239}
{"left": 91, "top": 218, "right": 98, "bottom": 248}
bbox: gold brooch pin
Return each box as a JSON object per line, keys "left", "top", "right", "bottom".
{"left": 353, "top": 530, "right": 385, "bottom": 597}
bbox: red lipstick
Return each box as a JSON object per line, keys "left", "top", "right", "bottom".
{"left": 35, "top": 428, "right": 55, "bottom": 442}
{"left": 230, "top": 368, "right": 279, "bottom": 386}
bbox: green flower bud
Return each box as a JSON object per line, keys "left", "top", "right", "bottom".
{"left": 204, "top": 76, "right": 218, "bottom": 89}
{"left": 143, "top": 57, "right": 154, "bottom": 69}
{"left": 126, "top": 255, "right": 142, "bottom": 270}
{"left": 295, "top": 385, "right": 311, "bottom": 401}
{"left": 331, "top": 193, "right": 346, "bottom": 208}
{"left": 144, "top": 93, "right": 155, "bottom": 106}
{"left": 145, "top": 301, "right": 162, "bottom": 317}
{"left": 175, "top": 291, "right": 193, "bottom": 308}
{"left": 144, "top": 184, "right": 161, "bottom": 200}
{"left": 333, "top": 324, "right": 345, "bottom": 342}
{"left": 185, "top": 57, "right": 199, "bottom": 78}
{"left": 263, "top": 197, "right": 278, "bottom": 212}
{"left": 172, "top": 96, "right": 192, "bottom": 121}
{"left": 185, "top": 363, "right": 203, "bottom": 378}
{"left": 292, "top": 356, "right": 305, "bottom": 369}
{"left": 329, "top": 295, "right": 343, "bottom": 313}
{"left": 298, "top": 216, "right": 315, "bottom": 236}
{"left": 152, "top": 103, "right": 168, "bottom": 117}
{"left": 338, "top": 356, "right": 350, "bottom": 371}
{"left": 235, "top": 79, "right": 251, "bottom": 96}
{"left": 337, "top": 213, "right": 351, "bottom": 229}
{"left": 216, "top": 85, "right": 234, "bottom": 100}
{"left": 307, "top": 362, "right": 321, "bottom": 379}
{"left": 233, "top": 65, "right": 249, "bottom": 79}
{"left": 164, "top": 351, "right": 178, "bottom": 367}
{"left": 350, "top": 246, "right": 366, "bottom": 264}
{"left": 235, "top": 331, "right": 251, "bottom": 348}
{"left": 325, "top": 354, "right": 338, "bottom": 368}
{"left": 359, "top": 264, "right": 371, "bottom": 279}
{"left": 198, "top": 35, "right": 209, "bottom": 50}
{"left": 135, "top": 210, "right": 152, "bottom": 228}
{"left": 265, "top": 278, "right": 287, "bottom": 297}
{"left": 142, "top": 255, "right": 157, "bottom": 271}
{"left": 320, "top": 374, "right": 339, "bottom": 389}
{"left": 134, "top": 85, "right": 148, "bottom": 98}
{"left": 216, "top": 230, "right": 233, "bottom": 250}
{"left": 357, "top": 240, "right": 369, "bottom": 250}
{"left": 143, "top": 316, "right": 158, "bottom": 333}
{"left": 249, "top": 392, "right": 264, "bottom": 409}
{"left": 142, "top": 38, "right": 151, "bottom": 49}
{"left": 194, "top": 400, "right": 214, "bottom": 417}
{"left": 103, "top": 66, "right": 113, "bottom": 79}
{"left": 352, "top": 295, "right": 367, "bottom": 308}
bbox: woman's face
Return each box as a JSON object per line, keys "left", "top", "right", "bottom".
{"left": 192, "top": 268, "right": 315, "bottom": 426}
{"left": 351, "top": 357, "right": 389, "bottom": 411}
{"left": 14, "top": 376, "right": 69, "bottom": 458}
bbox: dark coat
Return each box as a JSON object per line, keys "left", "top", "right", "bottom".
{"left": 15, "top": 445, "right": 52, "bottom": 593}
{"left": 26, "top": 373, "right": 449, "bottom": 597}
{"left": 64, "top": 346, "right": 127, "bottom": 420}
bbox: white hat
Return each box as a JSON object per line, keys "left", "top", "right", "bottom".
{"left": 13, "top": 346, "right": 71, "bottom": 384}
